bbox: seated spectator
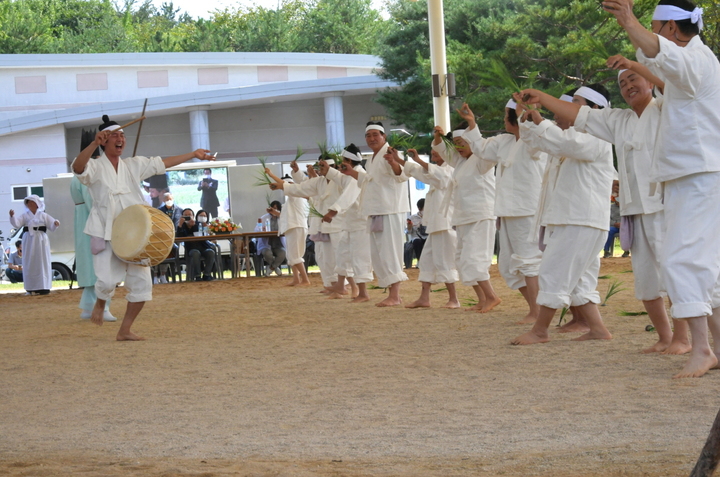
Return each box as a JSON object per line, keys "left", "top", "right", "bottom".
{"left": 405, "top": 198, "right": 427, "bottom": 268}
{"left": 177, "top": 208, "right": 216, "bottom": 281}
{"left": 257, "top": 201, "right": 286, "bottom": 276}
{"left": 6, "top": 240, "right": 23, "bottom": 283}
{"left": 158, "top": 192, "right": 183, "bottom": 226}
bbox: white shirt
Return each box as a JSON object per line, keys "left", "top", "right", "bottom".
{"left": 284, "top": 176, "right": 342, "bottom": 234}
{"left": 403, "top": 161, "right": 454, "bottom": 234}
{"left": 432, "top": 141, "right": 495, "bottom": 226}
{"left": 325, "top": 165, "right": 367, "bottom": 232}
{"left": 72, "top": 154, "right": 166, "bottom": 240}
{"left": 464, "top": 127, "right": 547, "bottom": 217}
{"left": 521, "top": 120, "right": 615, "bottom": 231}
{"left": 357, "top": 142, "right": 410, "bottom": 216}
{"left": 574, "top": 101, "right": 663, "bottom": 216}
{"left": 637, "top": 35, "right": 720, "bottom": 182}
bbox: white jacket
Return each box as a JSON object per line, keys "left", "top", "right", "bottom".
{"left": 73, "top": 154, "right": 165, "bottom": 240}
{"left": 574, "top": 101, "right": 663, "bottom": 216}
{"left": 521, "top": 120, "right": 614, "bottom": 231}
{"left": 357, "top": 142, "right": 410, "bottom": 216}
{"left": 464, "top": 127, "right": 547, "bottom": 217}
{"left": 325, "top": 165, "right": 366, "bottom": 232}
{"left": 403, "top": 161, "right": 454, "bottom": 233}
{"left": 279, "top": 170, "right": 310, "bottom": 234}
{"left": 432, "top": 141, "right": 495, "bottom": 226}
{"left": 284, "top": 176, "right": 342, "bottom": 234}
{"left": 637, "top": 35, "right": 720, "bottom": 182}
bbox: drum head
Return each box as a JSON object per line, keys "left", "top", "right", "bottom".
{"left": 111, "top": 204, "right": 174, "bottom": 266}
{"left": 112, "top": 205, "right": 153, "bottom": 261}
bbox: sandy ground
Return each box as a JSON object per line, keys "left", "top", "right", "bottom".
{"left": 2, "top": 257, "right": 719, "bottom": 476}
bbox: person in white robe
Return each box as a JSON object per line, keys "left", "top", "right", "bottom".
{"left": 461, "top": 102, "right": 547, "bottom": 321}
{"left": 396, "top": 148, "right": 460, "bottom": 309}
{"left": 604, "top": 0, "right": 720, "bottom": 378}
{"left": 265, "top": 163, "right": 310, "bottom": 286}
{"left": 510, "top": 84, "right": 615, "bottom": 346}
{"left": 431, "top": 119, "right": 500, "bottom": 312}
{"left": 322, "top": 144, "right": 374, "bottom": 303}
{"left": 520, "top": 57, "right": 691, "bottom": 355}
{"left": 342, "top": 122, "right": 410, "bottom": 307}
{"left": 72, "top": 114, "right": 215, "bottom": 341}
{"left": 8, "top": 195, "right": 59, "bottom": 295}
{"left": 271, "top": 159, "right": 345, "bottom": 292}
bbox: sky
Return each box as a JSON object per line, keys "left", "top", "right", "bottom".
{"left": 152, "top": 0, "right": 388, "bottom": 19}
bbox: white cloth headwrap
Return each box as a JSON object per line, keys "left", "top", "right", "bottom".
{"left": 365, "top": 124, "right": 385, "bottom": 133}
{"left": 559, "top": 94, "right": 574, "bottom": 103}
{"left": 617, "top": 69, "right": 629, "bottom": 81}
{"left": 24, "top": 194, "right": 44, "bottom": 211}
{"left": 341, "top": 149, "right": 363, "bottom": 163}
{"left": 653, "top": 5, "right": 704, "bottom": 31}
{"left": 575, "top": 86, "right": 610, "bottom": 108}
{"left": 505, "top": 99, "right": 517, "bottom": 110}
{"left": 452, "top": 129, "right": 466, "bottom": 138}
{"left": 100, "top": 124, "right": 122, "bottom": 132}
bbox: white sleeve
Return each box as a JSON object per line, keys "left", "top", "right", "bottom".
{"left": 637, "top": 35, "right": 703, "bottom": 97}
{"left": 521, "top": 120, "right": 602, "bottom": 162}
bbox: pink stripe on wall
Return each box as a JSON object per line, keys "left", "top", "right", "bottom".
{"left": 198, "top": 67, "right": 229, "bottom": 85}
{"left": 317, "top": 67, "right": 347, "bottom": 79}
{"left": 15, "top": 76, "right": 47, "bottom": 94}
{"left": 257, "top": 66, "right": 288, "bottom": 83}
{"left": 77, "top": 73, "right": 108, "bottom": 91}
{"left": 137, "top": 70, "right": 169, "bottom": 88}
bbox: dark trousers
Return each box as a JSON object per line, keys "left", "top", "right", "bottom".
{"left": 6, "top": 268, "right": 23, "bottom": 283}
{"left": 187, "top": 248, "right": 215, "bottom": 279}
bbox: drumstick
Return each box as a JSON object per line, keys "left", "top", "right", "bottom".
{"left": 117, "top": 115, "right": 146, "bottom": 131}
{"left": 132, "top": 99, "right": 148, "bottom": 157}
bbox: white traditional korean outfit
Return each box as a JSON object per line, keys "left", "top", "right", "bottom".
{"left": 574, "top": 101, "right": 665, "bottom": 301}
{"left": 279, "top": 170, "right": 309, "bottom": 267}
{"left": 432, "top": 140, "right": 495, "bottom": 286}
{"left": 72, "top": 154, "right": 165, "bottom": 302}
{"left": 636, "top": 35, "right": 720, "bottom": 319}
{"left": 356, "top": 143, "right": 410, "bottom": 288}
{"left": 325, "top": 165, "right": 373, "bottom": 284}
{"left": 403, "top": 160, "right": 459, "bottom": 285}
{"left": 464, "top": 127, "right": 547, "bottom": 290}
{"left": 521, "top": 119, "right": 614, "bottom": 309}
{"left": 9, "top": 204, "right": 58, "bottom": 292}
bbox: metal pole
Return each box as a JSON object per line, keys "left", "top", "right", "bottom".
{"left": 427, "top": 0, "right": 450, "bottom": 132}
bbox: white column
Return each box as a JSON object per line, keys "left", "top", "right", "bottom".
{"left": 428, "top": 0, "right": 450, "bottom": 132}
{"left": 323, "top": 93, "right": 345, "bottom": 151}
{"left": 188, "top": 107, "right": 210, "bottom": 160}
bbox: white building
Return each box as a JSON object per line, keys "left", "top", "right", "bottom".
{"left": 0, "top": 52, "right": 399, "bottom": 235}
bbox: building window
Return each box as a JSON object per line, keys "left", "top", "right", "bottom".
{"left": 12, "top": 185, "right": 43, "bottom": 201}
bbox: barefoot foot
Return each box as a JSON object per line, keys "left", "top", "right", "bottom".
{"left": 516, "top": 313, "right": 537, "bottom": 325}
{"left": 511, "top": 330, "right": 550, "bottom": 345}
{"left": 479, "top": 297, "right": 501, "bottom": 313}
{"left": 405, "top": 298, "right": 431, "bottom": 309}
{"left": 641, "top": 340, "right": 671, "bottom": 354}
{"left": 465, "top": 303, "right": 485, "bottom": 312}
{"left": 116, "top": 331, "right": 146, "bottom": 341}
{"left": 673, "top": 352, "right": 717, "bottom": 378}
{"left": 90, "top": 307, "right": 104, "bottom": 326}
{"left": 557, "top": 322, "right": 591, "bottom": 333}
{"left": 661, "top": 340, "right": 692, "bottom": 355}
{"left": 327, "top": 292, "right": 344, "bottom": 300}
{"left": 442, "top": 300, "right": 461, "bottom": 309}
{"left": 572, "top": 330, "right": 613, "bottom": 341}
{"left": 376, "top": 297, "right": 402, "bottom": 307}
{"left": 351, "top": 296, "right": 370, "bottom": 304}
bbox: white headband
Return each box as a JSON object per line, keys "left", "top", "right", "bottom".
{"left": 452, "top": 129, "right": 466, "bottom": 138}
{"left": 575, "top": 86, "right": 609, "bottom": 108}
{"left": 101, "top": 124, "right": 122, "bottom": 132}
{"left": 559, "top": 94, "right": 574, "bottom": 103}
{"left": 617, "top": 69, "right": 629, "bottom": 81}
{"left": 365, "top": 124, "right": 385, "bottom": 133}
{"left": 505, "top": 99, "right": 517, "bottom": 110}
{"left": 341, "top": 149, "right": 363, "bottom": 163}
{"left": 653, "top": 5, "right": 704, "bottom": 31}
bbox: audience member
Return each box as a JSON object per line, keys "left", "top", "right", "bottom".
{"left": 257, "top": 201, "right": 287, "bottom": 276}
{"left": 177, "top": 208, "right": 216, "bottom": 281}
{"left": 6, "top": 240, "right": 23, "bottom": 283}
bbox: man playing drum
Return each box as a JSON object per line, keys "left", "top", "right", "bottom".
{"left": 72, "top": 115, "right": 215, "bottom": 341}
